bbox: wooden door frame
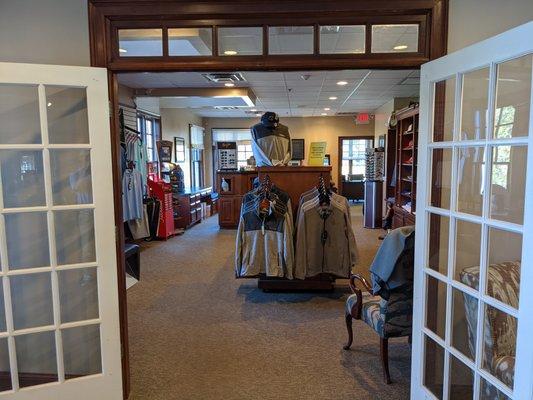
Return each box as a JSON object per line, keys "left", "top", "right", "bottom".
{"left": 88, "top": 1, "right": 449, "bottom": 398}
{"left": 337, "top": 135, "right": 375, "bottom": 196}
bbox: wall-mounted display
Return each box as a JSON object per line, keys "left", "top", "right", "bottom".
{"left": 217, "top": 141, "right": 238, "bottom": 170}
{"left": 157, "top": 140, "right": 173, "bottom": 163}
{"left": 291, "top": 138, "right": 305, "bottom": 160}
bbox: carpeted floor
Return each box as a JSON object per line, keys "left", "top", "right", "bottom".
{"left": 126, "top": 205, "right": 411, "bottom": 400}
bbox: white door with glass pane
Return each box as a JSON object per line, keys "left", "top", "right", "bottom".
{"left": 0, "top": 63, "right": 122, "bottom": 399}
{"left": 411, "top": 22, "right": 533, "bottom": 400}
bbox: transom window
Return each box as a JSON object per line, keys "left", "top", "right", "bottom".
{"left": 116, "top": 23, "right": 423, "bottom": 58}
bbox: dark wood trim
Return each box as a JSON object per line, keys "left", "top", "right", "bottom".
{"left": 108, "top": 72, "right": 131, "bottom": 400}
{"left": 337, "top": 135, "right": 374, "bottom": 196}
{"left": 88, "top": 1, "right": 448, "bottom": 71}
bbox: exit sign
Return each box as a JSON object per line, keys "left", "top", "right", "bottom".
{"left": 355, "top": 113, "right": 370, "bottom": 124}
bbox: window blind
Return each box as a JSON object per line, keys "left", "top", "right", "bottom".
{"left": 190, "top": 124, "right": 205, "bottom": 149}
{"left": 212, "top": 128, "right": 251, "bottom": 142}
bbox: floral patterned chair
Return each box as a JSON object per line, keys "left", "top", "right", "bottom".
{"left": 343, "top": 245, "right": 414, "bottom": 384}
{"left": 460, "top": 261, "right": 520, "bottom": 396}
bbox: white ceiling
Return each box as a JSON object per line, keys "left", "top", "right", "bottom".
{"left": 118, "top": 69, "right": 420, "bottom": 118}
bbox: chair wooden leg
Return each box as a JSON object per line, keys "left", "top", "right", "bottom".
{"left": 343, "top": 313, "right": 353, "bottom": 350}
{"left": 380, "top": 337, "right": 392, "bottom": 384}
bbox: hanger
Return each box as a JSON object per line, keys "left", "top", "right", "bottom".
{"left": 317, "top": 175, "right": 330, "bottom": 206}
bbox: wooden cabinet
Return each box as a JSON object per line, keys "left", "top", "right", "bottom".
{"left": 218, "top": 196, "right": 241, "bottom": 227}
{"left": 217, "top": 171, "right": 258, "bottom": 228}
{"left": 389, "top": 105, "right": 419, "bottom": 229}
{"left": 174, "top": 187, "right": 212, "bottom": 230}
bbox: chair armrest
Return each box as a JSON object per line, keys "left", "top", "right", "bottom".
{"left": 348, "top": 274, "right": 372, "bottom": 320}
{"left": 349, "top": 274, "right": 372, "bottom": 294}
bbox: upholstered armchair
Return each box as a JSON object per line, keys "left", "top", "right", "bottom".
{"left": 460, "top": 261, "right": 520, "bottom": 394}
{"left": 343, "top": 270, "right": 413, "bottom": 384}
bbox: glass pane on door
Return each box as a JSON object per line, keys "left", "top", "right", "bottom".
{"left": 460, "top": 67, "right": 490, "bottom": 141}
{"left": 493, "top": 55, "right": 532, "bottom": 139}
{"left": 433, "top": 78, "right": 455, "bottom": 142}
{"left": 0, "top": 84, "right": 41, "bottom": 144}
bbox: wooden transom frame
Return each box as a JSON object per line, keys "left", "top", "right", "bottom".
{"left": 89, "top": 0, "right": 449, "bottom": 72}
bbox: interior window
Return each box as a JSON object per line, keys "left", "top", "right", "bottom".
{"left": 341, "top": 138, "right": 373, "bottom": 178}
{"left": 137, "top": 113, "right": 161, "bottom": 163}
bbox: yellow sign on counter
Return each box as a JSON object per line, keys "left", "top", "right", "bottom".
{"left": 308, "top": 142, "right": 327, "bottom": 166}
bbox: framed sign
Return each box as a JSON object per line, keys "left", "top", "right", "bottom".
{"left": 157, "top": 140, "right": 173, "bottom": 163}
{"left": 291, "top": 138, "right": 305, "bottom": 160}
{"left": 174, "top": 137, "right": 185, "bottom": 162}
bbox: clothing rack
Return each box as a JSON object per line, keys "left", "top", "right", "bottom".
{"left": 256, "top": 167, "right": 336, "bottom": 292}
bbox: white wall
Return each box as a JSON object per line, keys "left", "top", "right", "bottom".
{"left": 160, "top": 108, "right": 204, "bottom": 188}
{"left": 0, "top": 0, "right": 90, "bottom": 66}
{"left": 204, "top": 115, "right": 375, "bottom": 188}
{"left": 448, "top": 0, "right": 533, "bottom": 53}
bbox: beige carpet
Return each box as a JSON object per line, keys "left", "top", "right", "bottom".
{"left": 126, "top": 205, "right": 411, "bottom": 400}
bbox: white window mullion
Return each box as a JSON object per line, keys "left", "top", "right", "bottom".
{"left": 0, "top": 215, "right": 18, "bottom": 392}
{"left": 39, "top": 83, "right": 65, "bottom": 384}
{"left": 512, "top": 48, "right": 533, "bottom": 400}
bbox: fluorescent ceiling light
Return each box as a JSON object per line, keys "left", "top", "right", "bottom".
{"left": 329, "top": 96, "right": 337, "bottom": 100}
{"left": 251, "top": 109, "right": 257, "bottom": 112}
{"left": 255, "top": 113, "right": 261, "bottom": 116}
{"left": 336, "top": 81, "right": 348, "bottom": 86}
{"left": 393, "top": 45, "right": 408, "bottom": 50}
{"left": 324, "top": 107, "right": 330, "bottom": 111}
{"left": 119, "top": 48, "right": 127, "bottom": 53}
{"left": 224, "top": 50, "right": 238, "bottom": 55}
{"left": 224, "top": 83, "right": 235, "bottom": 87}
{"left": 321, "top": 113, "right": 327, "bottom": 116}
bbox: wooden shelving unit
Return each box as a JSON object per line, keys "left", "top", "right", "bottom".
{"left": 392, "top": 105, "right": 419, "bottom": 229}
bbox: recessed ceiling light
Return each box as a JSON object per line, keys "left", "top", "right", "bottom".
{"left": 329, "top": 96, "right": 338, "bottom": 100}
{"left": 324, "top": 107, "right": 330, "bottom": 111}
{"left": 224, "top": 83, "right": 235, "bottom": 87}
{"left": 119, "top": 48, "right": 127, "bottom": 53}
{"left": 47, "top": 102, "right": 52, "bottom": 107}
{"left": 337, "top": 81, "right": 348, "bottom": 86}
{"left": 224, "top": 50, "right": 238, "bottom": 55}
{"left": 393, "top": 45, "right": 408, "bottom": 50}
{"left": 321, "top": 113, "right": 327, "bottom": 116}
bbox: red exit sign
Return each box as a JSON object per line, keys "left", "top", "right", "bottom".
{"left": 355, "top": 113, "right": 370, "bottom": 124}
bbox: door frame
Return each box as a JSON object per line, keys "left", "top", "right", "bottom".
{"left": 87, "top": 1, "right": 449, "bottom": 398}
{"left": 337, "top": 135, "right": 374, "bottom": 196}
{"left": 412, "top": 21, "right": 533, "bottom": 399}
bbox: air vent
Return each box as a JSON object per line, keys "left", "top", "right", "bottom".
{"left": 213, "top": 106, "right": 241, "bottom": 110}
{"left": 335, "top": 111, "right": 358, "bottom": 116}
{"left": 203, "top": 73, "right": 246, "bottom": 84}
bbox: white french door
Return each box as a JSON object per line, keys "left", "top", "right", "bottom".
{"left": 411, "top": 22, "right": 533, "bottom": 400}
{"left": 0, "top": 63, "right": 122, "bottom": 399}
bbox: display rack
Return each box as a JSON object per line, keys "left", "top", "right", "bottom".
{"left": 391, "top": 105, "right": 419, "bottom": 229}
{"left": 256, "top": 166, "right": 336, "bottom": 291}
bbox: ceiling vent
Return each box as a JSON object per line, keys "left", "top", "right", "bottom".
{"left": 335, "top": 111, "right": 358, "bottom": 116}
{"left": 213, "top": 106, "right": 241, "bottom": 111}
{"left": 202, "top": 73, "right": 246, "bottom": 84}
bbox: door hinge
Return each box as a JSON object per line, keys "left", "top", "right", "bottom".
{"left": 109, "top": 101, "right": 113, "bottom": 117}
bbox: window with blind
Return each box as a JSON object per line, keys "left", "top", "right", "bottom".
{"left": 190, "top": 124, "right": 205, "bottom": 188}
{"left": 341, "top": 138, "right": 373, "bottom": 178}
{"left": 212, "top": 128, "right": 253, "bottom": 168}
